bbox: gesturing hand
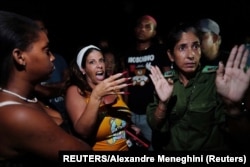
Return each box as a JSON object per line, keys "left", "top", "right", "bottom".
{"left": 216, "top": 44, "right": 250, "bottom": 103}
{"left": 93, "top": 72, "right": 131, "bottom": 100}
{"left": 149, "top": 66, "right": 173, "bottom": 102}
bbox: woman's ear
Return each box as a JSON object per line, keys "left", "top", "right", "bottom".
{"left": 12, "top": 48, "right": 26, "bottom": 66}
{"left": 80, "top": 69, "right": 86, "bottom": 75}
{"left": 167, "top": 50, "right": 174, "bottom": 63}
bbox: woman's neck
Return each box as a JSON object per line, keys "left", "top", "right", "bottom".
{"left": 178, "top": 72, "right": 196, "bottom": 87}
{"left": 179, "top": 75, "right": 189, "bottom": 86}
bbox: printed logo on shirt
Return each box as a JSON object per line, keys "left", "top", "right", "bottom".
{"left": 128, "top": 54, "right": 155, "bottom": 63}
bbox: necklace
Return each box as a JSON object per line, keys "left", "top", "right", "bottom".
{"left": 0, "top": 87, "right": 38, "bottom": 103}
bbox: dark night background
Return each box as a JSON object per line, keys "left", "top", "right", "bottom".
{"left": 1, "top": 0, "right": 250, "bottom": 62}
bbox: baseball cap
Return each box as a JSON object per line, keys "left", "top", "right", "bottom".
{"left": 196, "top": 18, "right": 220, "bottom": 35}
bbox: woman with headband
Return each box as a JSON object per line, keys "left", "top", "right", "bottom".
{"left": 64, "top": 45, "right": 140, "bottom": 151}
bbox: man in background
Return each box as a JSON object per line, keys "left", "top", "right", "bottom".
{"left": 196, "top": 18, "right": 229, "bottom": 67}
{"left": 123, "top": 14, "right": 171, "bottom": 150}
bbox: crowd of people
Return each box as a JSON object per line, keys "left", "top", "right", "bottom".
{"left": 0, "top": 9, "right": 250, "bottom": 166}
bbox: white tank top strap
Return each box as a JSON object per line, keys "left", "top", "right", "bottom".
{"left": 0, "top": 101, "right": 22, "bottom": 107}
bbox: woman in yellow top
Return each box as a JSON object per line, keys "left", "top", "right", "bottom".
{"left": 64, "top": 45, "right": 138, "bottom": 151}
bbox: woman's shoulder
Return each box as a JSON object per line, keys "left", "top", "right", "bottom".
{"left": 0, "top": 102, "right": 59, "bottom": 131}
{"left": 0, "top": 102, "right": 65, "bottom": 152}
{"left": 0, "top": 101, "right": 36, "bottom": 118}
{"left": 65, "top": 85, "right": 89, "bottom": 100}
{"left": 66, "top": 85, "right": 85, "bottom": 95}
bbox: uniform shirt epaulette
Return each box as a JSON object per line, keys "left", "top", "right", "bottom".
{"left": 202, "top": 65, "right": 218, "bottom": 73}
{"left": 164, "top": 70, "right": 175, "bottom": 78}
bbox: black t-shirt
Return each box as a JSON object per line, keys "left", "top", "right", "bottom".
{"left": 124, "top": 43, "right": 170, "bottom": 114}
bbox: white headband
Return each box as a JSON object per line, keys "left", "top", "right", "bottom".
{"left": 76, "top": 45, "right": 100, "bottom": 70}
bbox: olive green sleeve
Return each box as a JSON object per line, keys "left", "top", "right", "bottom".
{"left": 146, "top": 92, "right": 169, "bottom": 132}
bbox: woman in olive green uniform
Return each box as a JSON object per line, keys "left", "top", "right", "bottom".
{"left": 147, "top": 22, "right": 250, "bottom": 151}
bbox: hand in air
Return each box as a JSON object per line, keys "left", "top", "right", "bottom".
{"left": 216, "top": 44, "right": 250, "bottom": 103}
{"left": 149, "top": 66, "right": 173, "bottom": 102}
{"left": 93, "top": 71, "right": 131, "bottom": 99}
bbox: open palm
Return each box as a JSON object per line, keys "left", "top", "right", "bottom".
{"left": 216, "top": 44, "right": 250, "bottom": 102}
{"left": 149, "top": 66, "right": 173, "bottom": 102}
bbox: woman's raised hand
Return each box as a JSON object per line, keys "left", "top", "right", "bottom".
{"left": 149, "top": 66, "right": 173, "bottom": 102}
{"left": 216, "top": 44, "right": 250, "bottom": 103}
{"left": 93, "top": 71, "right": 131, "bottom": 99}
